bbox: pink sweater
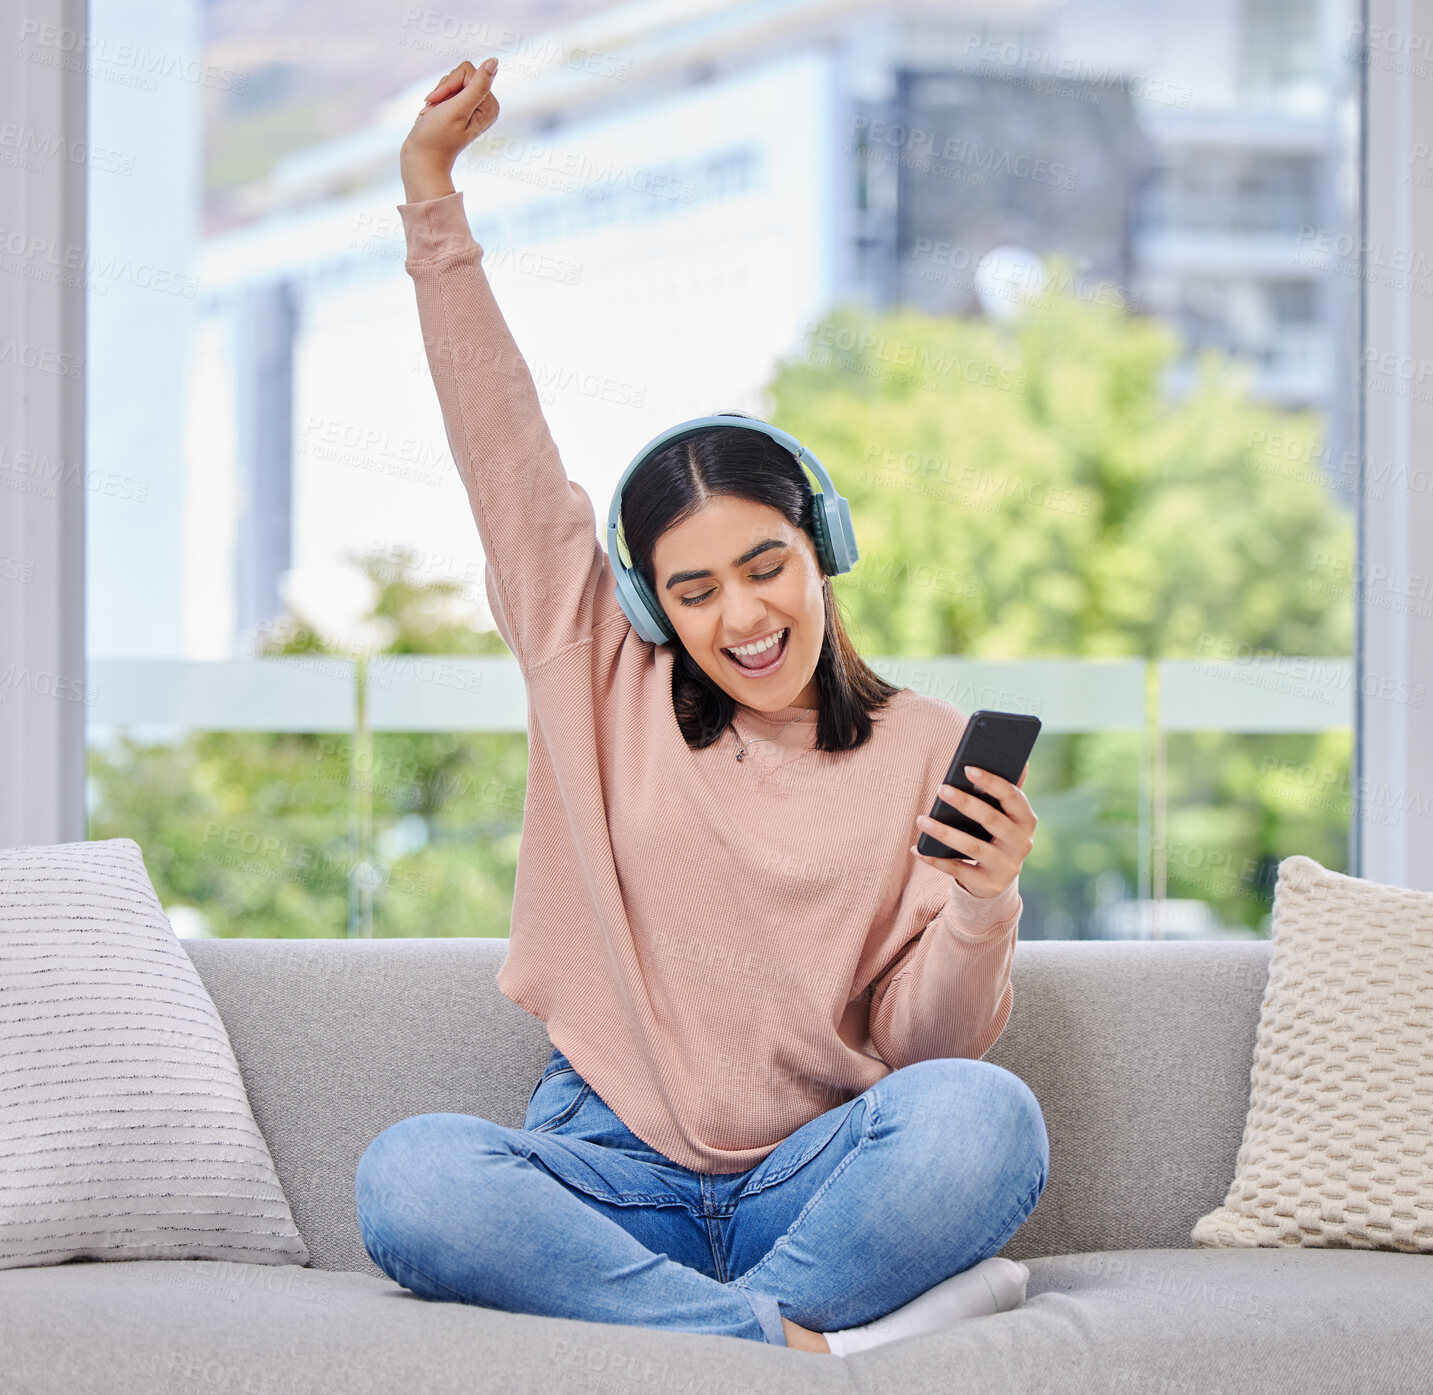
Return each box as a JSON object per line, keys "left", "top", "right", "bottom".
{"left": 397, "top": 190, "right": 1024, "bottom": 1174}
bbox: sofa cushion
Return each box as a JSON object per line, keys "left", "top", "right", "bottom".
{"left": 0, "top": 839, "right": 308, "bottom": 1270}
{"left": 1, "top": 1249, "right": 1428, "bottom": 1394}
{"left": 178, "top": 934, "right": 556, "bottom": 1274}
{"left": 1192, "top": 853, "right": 1433, "bottom": 1251}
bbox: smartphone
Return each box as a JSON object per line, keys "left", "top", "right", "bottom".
{"left": 916, "top": 710, "right": 1042, "bottom": 862}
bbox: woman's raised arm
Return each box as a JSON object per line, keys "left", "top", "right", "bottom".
{"left": 397, "top": 59, "right": 625, "bottom": 670}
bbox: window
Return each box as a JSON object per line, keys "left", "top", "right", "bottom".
{"left": 38, "top": 0, "right": 1402, "bottom": 940}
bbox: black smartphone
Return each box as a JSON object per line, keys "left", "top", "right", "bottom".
{"left": 916, "top": 710, "right": 1042, "bottom": 862}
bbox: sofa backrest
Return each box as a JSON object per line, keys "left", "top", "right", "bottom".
{"left": 182, "top": 936, "right": 1270, "bottom": 1274}
{"left": 985, "top": 939, "right": 1268, "bottom": 1262}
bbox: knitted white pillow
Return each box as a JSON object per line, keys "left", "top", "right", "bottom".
{"left": 0, "top": 838, "right": 309, "bottom": 1270}
{"left": 1192, "top": 853, "right": 1433, "bottom": 1252}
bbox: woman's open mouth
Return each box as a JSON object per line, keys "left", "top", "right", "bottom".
{"left": 722, "top": 626, "right": 790, "bottom": 678}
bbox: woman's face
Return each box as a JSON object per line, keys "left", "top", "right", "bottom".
{"left": 651, "top": 495, "right": 825, "bottom": 711}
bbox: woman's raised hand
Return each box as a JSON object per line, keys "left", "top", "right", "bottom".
{"left": 400, "top": 57, "right": 501, "bottom": 203}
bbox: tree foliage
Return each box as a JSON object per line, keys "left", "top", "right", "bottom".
{"left": 89, "top": 550, "right": 526, "bottom": 938}
{"left": 766, "top": 277, "right": 1353, "bottom": 933}
{"left": 90, "top": 287, "right": 1355, "bottom": 938}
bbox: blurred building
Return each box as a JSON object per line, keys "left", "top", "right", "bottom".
{"left": 90, "top": 0, "right": 1355, "bottom": 658}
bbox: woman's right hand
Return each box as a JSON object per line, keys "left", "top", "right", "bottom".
{"left": 400, "top": 57, "right": 501, "bottom": 203}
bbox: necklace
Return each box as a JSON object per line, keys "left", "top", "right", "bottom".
{"left": 730, "top": 712, "right": 811, "bottom": 762}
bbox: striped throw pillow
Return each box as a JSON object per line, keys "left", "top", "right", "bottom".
{"left": 0, "top": 838, "right": 308, "bottom": 1269}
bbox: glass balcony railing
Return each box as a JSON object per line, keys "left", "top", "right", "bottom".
{"left": 85, "top": 655, "right": 1354, "bottom": 944}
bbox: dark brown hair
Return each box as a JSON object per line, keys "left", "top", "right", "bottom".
{"left": 619, "top": 424, "right": 902, "bottom": 752}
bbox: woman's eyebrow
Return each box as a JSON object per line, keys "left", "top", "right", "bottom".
{"left": 664, "top": 538, "right": 789, "bottom": 590}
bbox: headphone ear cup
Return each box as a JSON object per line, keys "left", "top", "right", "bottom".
{"left": 810, "top": 496, "right": 838, "bottom": 575}
{"left": 629, "top": 562, "right": 675, "bottom": 643}
{"left": 831, "top": 494, "right": 859, "bottom": 572}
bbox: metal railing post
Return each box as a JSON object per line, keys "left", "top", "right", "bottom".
{"left": 347, "top": 654, "right": 374, "bottom": 937}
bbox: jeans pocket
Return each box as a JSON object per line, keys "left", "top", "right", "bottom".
{"left": 523, "top": 1046, "right": 568, "bottom": 1110}
{"left": 525, "top": 1052, "right": 591, "bottom": 1133}
{"left": 735, "top": 1095, "right": 864, "bottom": 1197}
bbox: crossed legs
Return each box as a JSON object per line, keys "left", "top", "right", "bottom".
{"left": 354, "top": 1057, "right": 1048, "bottom": 1349}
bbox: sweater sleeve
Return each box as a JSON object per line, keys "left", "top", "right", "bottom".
{"left": 867, "top": 874, "right": 1022, "bottom": 1070}
{"left": 397, "top": 190, "right": 628, "bottom": 671}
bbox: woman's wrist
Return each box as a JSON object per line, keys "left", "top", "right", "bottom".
{"left": 400, "top": 150, "right": 457, "bottom": 204}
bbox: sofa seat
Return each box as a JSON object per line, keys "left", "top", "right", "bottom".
{"left": 3, "top": 1246, "right": 1428, "bottom": 1394}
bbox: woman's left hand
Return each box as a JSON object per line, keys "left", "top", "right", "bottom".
{"left": 911, "top": 763, "right": 1037, "bottom": 898}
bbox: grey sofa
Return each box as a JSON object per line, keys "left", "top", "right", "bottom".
{"left": 4, "top": 935, "right": 1429, "bottom": 1393}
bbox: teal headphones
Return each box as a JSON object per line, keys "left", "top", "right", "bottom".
{"left": 605, "top": 412, "right": 860, "bottom": 644}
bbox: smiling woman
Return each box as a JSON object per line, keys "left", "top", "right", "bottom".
{"left": 363, "top": 54, "right": 1045, "bottom": 1357}
{"left": 620, "top": 425, "right": 902, "bottom": 749}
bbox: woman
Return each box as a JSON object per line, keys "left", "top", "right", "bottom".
{"left": 355, "top": 57, "right": 1047, "bottom": 1357}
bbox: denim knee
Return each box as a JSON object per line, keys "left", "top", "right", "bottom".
{"left": 982, "top": 1061, "right": 1049, "bottom": 1182}
{"left": 354, "top": 1113, "right": 450, "bottom": 1250}
{"left": 904, "top": 1057, "right": 1049, "bottom": 1189}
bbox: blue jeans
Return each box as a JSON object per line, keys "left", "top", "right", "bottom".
{"left": 354, "top": 1046, "right": 1048, "bottom": 1346}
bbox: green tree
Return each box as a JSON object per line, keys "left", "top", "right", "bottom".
{"left": 768, "top": 276, "right": 1353, "bottom": 934}
{"left": 88, "top": 549, "right": 528, "bottom": 938}
{"left": 91, "top": 287, "right": 1355, "bottom": 940}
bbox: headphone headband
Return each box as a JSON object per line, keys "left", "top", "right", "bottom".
{"left": 605, "top": 412, "right": 859, "bottom": 644}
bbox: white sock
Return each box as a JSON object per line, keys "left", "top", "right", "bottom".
{"left": 821, "top": 1256, "right": 1029, "bottom": 1357}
